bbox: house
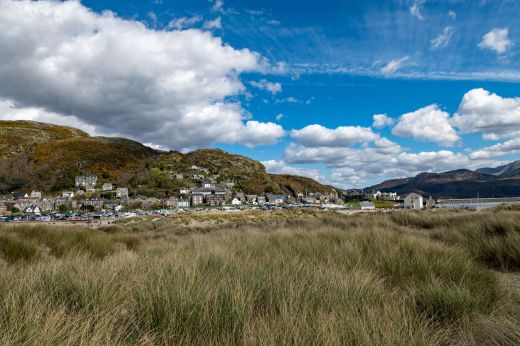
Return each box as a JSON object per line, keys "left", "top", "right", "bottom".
{"left": 15, "top": 192, "right": 30, "bottom": 199}
{"left": 116, "top": 188, "right": 129, "bottom": 199}
{"left": 302, "top": 196, "right": 317, "bottom": 204}
{"left": 177, "top": 199, "right": 190, "bottom": 208}
{"left": 380, "top": 192, "right": 399, "bottom": 201}
{"left": 225, "top": 180, "right": 235, "bottom": 188}
{"left": 202, "top": 182, "right": 214, "bottom": 189}
{"left": 191, "top": 187, "right": 213, "bottom": 196}
{"left": 75, "top": 175, "right": 98, "bottom": 190}
{"left": 191, "top": 194, "right": 204, "bottom": 206}
{"left": 0, "top": 203, "right": 7, "bottom": 215}
{"left": 102, "top": 183, "right": 113, "bottom": 191}
{"left": 426, "top": 196, "right": 436, "bottom": 209}
{"left": 245, "top": 195, "right": 258, "bottom": 204}
{"left": 62, "top": 191, "right": 75, "bottom": 198}
{"left": 371, "top": 190, "right": 382, "bottom": 199}
{"left": 266, "top": 194, "right": 286, "bottom": 204}
{"left": 231, "top": 198, "right": 241, "bottom": 205}
{"left": 166, "top": 197, "right": 178, "bottom": 208}
{"left": 37, "top": 198, "right": 55, "bottom": 212}
{"left": 174, "top": 173, "right": 184, "bottom": 180}
{"left": 257, "top": 196, "right": 266, "bottom": 204}
{"left": 54, "top": 197, "right": 71, "bottom": 210}
{"left": 404, "top": 193, "right": 423, "bottom": 209}
{"left": 24, "top": 205, "right": 41, "bottom": 214}
{"left": 30, "top": 190, "right": 42, "bottom": 199}
{"left": 82, "top": 198, "right": 104, "bottom": 210}
{"left": 360, "top": 201, "right": 375, "bottom": 210}
{"left": 103, "top": 201, "right": 120, "bottom": 210}
{"left": 179, "top": 188, "right": 190, "bottom": 195}
{"left": 206, "top": 194, "right": 225, "bottom": 206}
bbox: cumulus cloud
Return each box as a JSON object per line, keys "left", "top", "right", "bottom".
{"left": 431, "top": 26, "right": 454, "bottom": 50}
{"left": 392, "top": 104, "right": 460, "bottom": 146}
{"left": 470, "top": 138, "right": 520, "bottom": 159}
{"left": 372, "top": 114, "right": 394, "bottom": 128}
{"left": 410, "top": 0, "right": 425, "bottom": 20}
{"left": 453, "top": 88, "right": 520, "bottom": 140}
{"left": 290, "top": 125, "right": 379, "bottom": 148}
{"left": 381, "top": 56, "right": 410, "bottom": 74}
{"left": 262, "top": 160, "right": 324, "bottom": 182}
{"left": 479, "top": 28, "right": 512, "bottom": 54}
{"left": 0, "top": 0, "right": 284, "bottom": 149}
{"left": 250, "top": 79, "right": 282, "bottom": 94}
{"left": 167, "top": 15, "right": 203, "bottom": 30}
{"left": 285, "top": 142, "right": 498, "bottom": 188}
{"left": 235, "top": 121, "right": 285, "bottom": 147}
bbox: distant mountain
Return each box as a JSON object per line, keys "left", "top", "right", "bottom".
{"left": 368, "top": 164, "right": 520, "bottom": 199}
{"left": 0, "top": 121, "right": 337, "bottom": 197}
{"left": 476, "top": 160, "right": 520, "bottom": 177}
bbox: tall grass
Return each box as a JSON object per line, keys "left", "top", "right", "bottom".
{"left": 0, "top": 209, "right": 519, "bottom": 344}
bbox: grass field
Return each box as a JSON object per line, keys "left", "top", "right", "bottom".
{"left": 0, "top": 208, "right": 519, "bottom": 345}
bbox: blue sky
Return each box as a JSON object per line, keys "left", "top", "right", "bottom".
{"left": 1, "top": 0, "right": 520, "bottom": 188}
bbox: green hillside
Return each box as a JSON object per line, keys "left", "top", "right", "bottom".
{"left": 0, "top": 121, "right": 336, "bottom": 196}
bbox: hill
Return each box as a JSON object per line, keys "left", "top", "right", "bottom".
{"left": 477, "top": 160, "right": 520, "bottom": 177}
{"left": 369, "top": 163, "right": 520, "bottom": 198}
{"left": 0, "top": 121, "right": 336, "bottom": 196}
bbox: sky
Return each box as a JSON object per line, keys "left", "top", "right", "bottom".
{"left": 1, "top": 0, "right": 520, "bottom": 188}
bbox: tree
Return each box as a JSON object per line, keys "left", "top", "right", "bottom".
{"left": 58, "top": 204, "right": 69, "bottom": 213}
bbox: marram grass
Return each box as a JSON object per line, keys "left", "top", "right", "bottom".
{"left": 0, "top": 208, "right": 519, "bottom": 345}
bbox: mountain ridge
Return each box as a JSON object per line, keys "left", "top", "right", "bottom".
{"left": 368, "top": 162, "right": 520, "bottom": 198}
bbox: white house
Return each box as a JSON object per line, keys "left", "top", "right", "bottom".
{"left": 177, "top": 199, "right": 190, "bottom": 208}
{"left": 380, "top": 192, "right": 399, "bottom": 201}
{"left": 24, "top": 205, "right": 41, "bottom": 214}
{"left": 404, "top": 193, "right": 423, "bottom": 209}
{"left": 102, "top": 183, "right": 113, "bottom": 191}
{"left": 371, "top": 190, "right": 382, "bottom": 199}
{"left": 231, "top": 198, "right": 242, "bottom": 205}
{"left": 30, "top": 190, "right": 42, "bottom": 199}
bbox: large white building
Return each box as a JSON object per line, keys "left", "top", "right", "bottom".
{"left": 404, "top": 193, "right": 423, "bottom": 209}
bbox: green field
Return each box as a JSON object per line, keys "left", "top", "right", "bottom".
{"left": 0, "top": 208, "right": 519, "bottom": 345}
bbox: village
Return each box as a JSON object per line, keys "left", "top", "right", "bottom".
{"left": 3, "top": 169, "right": 519, "bottom": 223}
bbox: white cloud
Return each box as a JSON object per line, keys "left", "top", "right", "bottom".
{"left": 479, "top": 28, "right": 511, "bottom": 54}
{"left": 0, "top": 0, "right": 283, "bottom": 149}
{"left": 250, "top": 79, "right": 282, "bottom": 94}
{"left": 453, "top": 88, "right": 520, "bottom": 139}
{"left": 262, "top": 160, "right": 324, "bottom": 182}
{"left": 290, "top": 124, "right": 379, "bottom": 147}
{"left": 381, "top": 56, "right": 410, "bottom": 74}
{"left": 211, "top": 0, "right": 224, "bottom": 12}
{"left": 235, "top": 121, "right": 285, "bottom": 147}
{"left": 203, "top": 17, "right": 222, "bottom": 30}
{"left": 275, "top": 113, "right": 284, "bottom": 121}
{"left": 431, "top": 26, "right": 454, "bottom": 50}
{"left": 392, "top": 104, "right": 460, "bottom": 146}
{"left": 167, "top": 15, "right": 203, "bottom": 30}
{"left": 372, "top": 114, "right": 395, "bottom": 128}
{"left": 448, "top": 10, "right": 456, "bottom": 19}
{"left": 470, "top": 138, "right": 520, "bottom": 159}
{"left": 410, "top": 0, "right": 425, "bottom": 20}
{"left": 284, "top": 142, "right": 499, "bottom": 188}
